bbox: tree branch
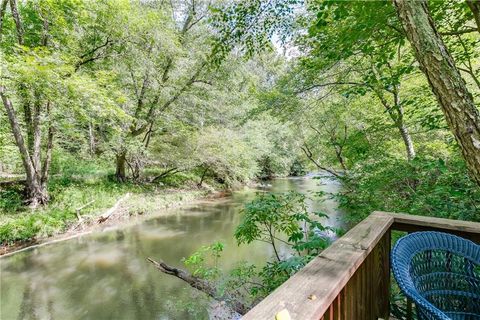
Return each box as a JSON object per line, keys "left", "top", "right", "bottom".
{"left": 151, "top": 167, "right": 179, "bottom": 182}
{"left": 439, "top": 27, "right": 478, "bottom": 36}
{"left": 75, "top": 37, "right": 113, "bottom": 71}
{"left": 294, "top": 81, "right": 370, "bottom": 94}
{"left": 300, "top": 144, "right": 341, "bottom": 178}
{"left": 466, "top": 0, "right": 480, "bottom": 33}
{"left": 147, "top": 258, "right": 249, "bottom": 315}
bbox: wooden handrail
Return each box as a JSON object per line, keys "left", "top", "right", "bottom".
{"left": 385, "top": 211, "right": 480, "bottom": 242}
{"left": 242, "top": 212, "right": 480, "bottom": 320}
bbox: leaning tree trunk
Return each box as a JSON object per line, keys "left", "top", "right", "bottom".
{"left": 393, "top": 87, "right": 416, "bottom": 161}
{"left": 466, "top": 0, "right": 480, "bottom": 33}
{"left": 371, "top": 66, "right": 416, "bottom": 161}
{"left": 398, "top": 121, "right": 416, "bottom": 161}
{"left": 1, "top": 86, "right": 49, "bottom": 206}
{"left": 393, "top": 0, "right": 480, "bottom": 186}
{"left": 0, "top": 0, "right": 8, "bottom": 41}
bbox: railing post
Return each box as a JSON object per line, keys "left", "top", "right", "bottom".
{"left": 377, "top": 229, "right": 391, "bottom": 319}
{"left": 406, "top": 298, "right": 413, "bottom": 320}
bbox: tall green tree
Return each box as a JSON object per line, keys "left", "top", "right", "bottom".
{"left": 393, "top": 0, "right": 480, "bottom": 185}
{"left": 0, "top": 0, "right": 123, "bottom": 205}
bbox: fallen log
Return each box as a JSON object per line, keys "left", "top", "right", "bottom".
{"left": 151, "top": 167, "right": 179, "bottom": 183}
{"left": 97, "top": 193, "right": 130, "bottom": 223}
{"left": 75, "top": 200, "right": 95, "bottom": 222}
{"left": 147, "top": 257, "right": 248, "bottom": 315}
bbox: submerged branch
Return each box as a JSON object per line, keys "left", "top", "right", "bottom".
{"left": 147, "top": 257, "right": 249, "bottom": 315}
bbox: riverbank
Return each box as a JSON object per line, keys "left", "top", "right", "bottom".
{"left": 0, "top": 174, "right": 229, "bottom": 256}
{"left": 0, "top": 176, "right": 344, "bottom": 320}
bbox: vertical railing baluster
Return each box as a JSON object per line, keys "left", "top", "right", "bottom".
{"left": 406, "top": 297, "right": 413, "bottom": 320}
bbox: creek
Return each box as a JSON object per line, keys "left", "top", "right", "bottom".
{"left": 0, "top": 176, "right": 346, "bottom": 320}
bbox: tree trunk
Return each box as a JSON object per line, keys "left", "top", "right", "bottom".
{"left": 398, "top": 122, "right": 416, "bottom": 161}
{"left": 32, "top": 102, "right": 41, "bottom": 173}
{"left": 26, "top": 178, "right": 48, "bottom": 208}
{"left": 1, "top": 85, "right": 48, "bottom": 206}
{"left": 377, "top": 98, "right": 416, "bottom": 161}
{"left": 41, "top": 127, "right": 53, "bottom": 190}
{"left": 371, "top": 66, "right": 416, "bottom": 161}
{"left": 41, "top": 102, "right": 54, "bottom": 190}
{"left": 88, "top": 122, "right": 96, "bottom": 155}
{"left": 0, "top": 0, "right": 8, "bottom": 41}
{"left": 115, "top": 150, "right": 127, "bottom": 182}
{"left": 334, "top": 146, "right": 348, "bottom": 172}
{"left": 1, "top": 2, "right": 51, "bottom": 207}
{"left": 393, "top": 0, "right": 480, "bottom": 185}
{"left": 466, "top": 0, "right": 480, "bottom": 33}
{"left": 151, "top": 167, "right": 179, "bottom": 183}
{"left": 40, "top": 10, "right": 48, "bottom": 46}
{"left": 393, "top": 86, "right": 416, "bottom": 161}
{"left": 198, "top": 167, "right": 208, "bottom": 187}
{"left": 23, "top": 102, "right": 34, "bottom": 153}
{"left": 9, "top": 0, "right": 23, "bottom": 45}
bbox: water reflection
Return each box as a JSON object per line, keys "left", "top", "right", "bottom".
{"left": 0, "top": 176, "right": 345, "bottom": 320}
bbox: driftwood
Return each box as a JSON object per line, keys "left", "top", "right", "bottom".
{"left": 151, "top": 167, "right": 179, "bottom": 183}
{"left": 75, "top": 200, "right": 94, "bottom": 222}
{"left": 97, "top": 193, "right": 130, "bottom": 223}
{"left": 147, "top": 257, "right": 248, "bottom": 315}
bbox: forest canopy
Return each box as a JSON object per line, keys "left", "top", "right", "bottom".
{"left": 1, "top": 1, "right": 480, "bottom": 319}
{"left": 0, "top": 0, "right": 479, "bottom": 247}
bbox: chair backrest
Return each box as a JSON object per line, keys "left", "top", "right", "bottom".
{"left": 392, "top": 231, "right": 480, "bottom": 320}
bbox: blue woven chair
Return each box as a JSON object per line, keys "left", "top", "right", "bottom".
{"left": 391, "top": 231, "right": 480, "bottom": 320}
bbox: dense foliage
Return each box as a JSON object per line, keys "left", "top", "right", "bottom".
{"left": 1, "top": 0, "right": 480, "bottom": 317}
{"left": 215, "top": 0, "right": 480, "bottom": 223}
{"left": 0, "top": 0, "right": 302, "bottom": 244}
{"left": 181, "top": 192, "right": 332, "bottom": 314}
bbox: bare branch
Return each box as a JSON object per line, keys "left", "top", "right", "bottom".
{"left": 147, "top": 258, "right": 249, "bottom": 315}
{"left": 294, "top": 81, "right": 370, "bottom": 95}
{"left": 75, "top": 38, "right": 113, "bottom": 71}
{"left": 439, "top": 27, "right": 478, "bottom": 36}
{"left": 300, "top": 144, "right": 341, "bottom": 178}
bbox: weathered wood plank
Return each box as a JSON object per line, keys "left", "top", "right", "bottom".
{"left": 381, "top": 211, "right": 480, "bottom": 243}
{"left": 244, "top": 211, "right": 480, "bottom": 320}
{"left": 242, "top": 212, "right": 394, "bottom": 320}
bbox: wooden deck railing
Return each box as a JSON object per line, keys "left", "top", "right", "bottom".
{"left": 242, "top": 211, "right": 480, "bottom": 320}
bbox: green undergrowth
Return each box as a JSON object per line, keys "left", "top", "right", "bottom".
{"left": 0, "top": 174, "right": 207, "bottom": 246}
{"left": 338, "top": 156, "right": 480, "bottom": 224}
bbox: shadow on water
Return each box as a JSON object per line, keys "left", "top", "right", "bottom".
{"left": 0, "top": 175, "right": 347, "bottom": 320}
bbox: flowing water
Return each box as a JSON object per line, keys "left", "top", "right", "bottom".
{"left": 0, "top": 176, "right": 346, "bottom": 320}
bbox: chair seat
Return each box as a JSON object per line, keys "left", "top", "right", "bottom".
{"left": 444, "top": 312, "right": 480, "bottom": 320}
{"left": 392, "top": 231, "right": 480, "bottom": 320}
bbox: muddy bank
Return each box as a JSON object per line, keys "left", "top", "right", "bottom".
{"left": 0, "top": 188, "right": 231, "bottom": 257}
